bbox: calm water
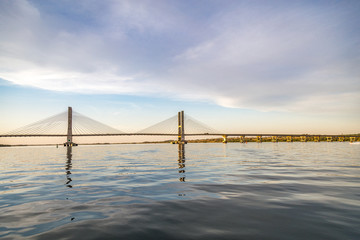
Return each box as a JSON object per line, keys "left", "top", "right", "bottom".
{"left": 0, "top": 142, "right": 359, "bottom": 239}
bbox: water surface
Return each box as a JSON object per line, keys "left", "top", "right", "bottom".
{"left": 0, "top": 142, "right": 359, "bottom": 239}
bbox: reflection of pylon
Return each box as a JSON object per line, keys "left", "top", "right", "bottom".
{"left": 178, "top": 143, "right": 186, "bottom": 182}
{"left": 65, "top": 146, "right": 73, "bottom": 188}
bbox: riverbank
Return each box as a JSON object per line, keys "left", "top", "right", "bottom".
{"left": 1, "top": 135, "right": 359, "bottom": 147}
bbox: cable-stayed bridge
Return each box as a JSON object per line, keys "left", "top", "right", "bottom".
{"left": 0, "top": 107, "right": 358, "bottom": 145}
{"left": 0, "top": 107, "right": 219, "bottom": 145}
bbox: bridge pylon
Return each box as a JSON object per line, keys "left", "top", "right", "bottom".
{"left": 175, "top": 111, "right": 187, "bottom": 144}
{"left": 64, "top": 107, "right": 77, "bottom": 147}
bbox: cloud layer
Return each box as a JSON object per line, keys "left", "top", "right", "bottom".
{"left": 1, "top": 0, "right": 359, "bottom": 112}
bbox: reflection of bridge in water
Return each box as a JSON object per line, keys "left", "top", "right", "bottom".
{"left": 0, "top": 107, "right": 358, "bottom": 144}
{"left": 63, "top": 143, "right": 187, "bottom": 194}
{"left": 66, "top": 147, "right": 73, "bottom": 188}
{"left": 178, "top": 144, "right": 186, "bottom": 182}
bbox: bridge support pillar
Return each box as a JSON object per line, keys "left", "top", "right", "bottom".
{"left": 222, "top": 135, "right": 228, "bottom": 144}
{"left": 64, "top": 107, "right": 77, "bottom": 147}
{"left": 300, "top": 136, "right": 307, "bottom": 142}
{"left": 314, "top": 136, "right": 320, "bottom": 142}
{"left": 271, "top": 136, "right": 278, "bottom": 142}
{"left": 326, "top": 136, "right": 333, "bottom": 142}
{"left": 338, "top": 136, "right": 344, "bottom": 142}
{"left": 177, "top": 111, "right": 186, "bottom": 144}
{"left": 67, "top": 106, "right": 72, "bottom": 144}
{"left": 287, "top": 136, "right": 293, "bottom": 142}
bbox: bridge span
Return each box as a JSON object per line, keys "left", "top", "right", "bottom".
{"left": 0, "top": 107, "right": 358, "bottom": 145}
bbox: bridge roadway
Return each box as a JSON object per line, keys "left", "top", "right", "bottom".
{"left": 0, "top": 133, "right": 358, "bottom": 137}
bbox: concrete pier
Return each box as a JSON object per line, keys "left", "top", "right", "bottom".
{"left": 300, "top": 136, "right": 307, "bottom": 142}
{"left": 222, "top": 135, "right": 228, "bottom": 143}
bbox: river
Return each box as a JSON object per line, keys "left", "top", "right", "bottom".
{"left": 0, "top": 142, "right": 359, "bottom": 239}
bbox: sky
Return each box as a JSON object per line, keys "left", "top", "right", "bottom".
{"left": 0, "top": 0, "right": 359, "bottom": 141}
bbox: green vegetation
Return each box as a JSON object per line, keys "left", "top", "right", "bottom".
{"left": 1, "top": 134, "right": 358, "bottom": 147}
{"left": 187, "top": 135, "right": 360, "bottom": 143}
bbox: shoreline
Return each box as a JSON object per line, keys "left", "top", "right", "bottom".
{"left": 1, "top": 136, "right": 359, "bottom": 147}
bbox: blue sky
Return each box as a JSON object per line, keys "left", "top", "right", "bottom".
{"left": 0, "top": 0, "right": 359, "bottom": 135}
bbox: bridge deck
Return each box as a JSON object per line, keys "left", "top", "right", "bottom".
{"left": 0, "top": 133, "right": 358, "bottom": 137}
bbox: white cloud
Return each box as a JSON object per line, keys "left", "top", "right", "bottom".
{"left": 162, "top": 3, "right": 360, "bottom": 112}
{"left": 0, "top": 0, "right": 359, "bottom": 114}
